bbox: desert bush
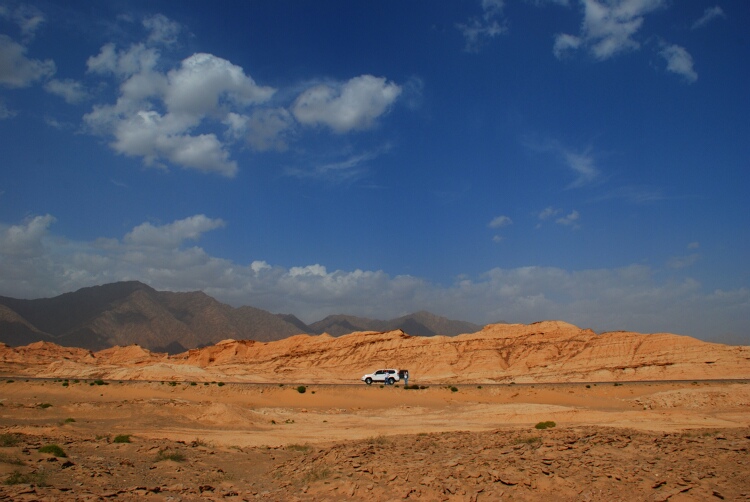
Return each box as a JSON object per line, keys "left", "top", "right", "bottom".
{"left": 37, "top": 403, "right": 52, "bottom": 409}
{"left": 93, "top": 379, "right": 108, "bottom": 386}
{"left": 534, "top": 421, "right": 556, "bottom": 430}
{"left": 217, "top": 382, "right": 225, "bottom": 387}
{"left": 367, "top": 435, "right": 389, "bottom": 445}
{"left": 0, "top": 453, "right": 24, "bottom": 465}
{"left": 296, "top": 385, "right": 306, "bottom": 394}
{"left": 302, "top": 466, "right": 330, "bottom": 483}
{"left": 4, "top": 470, "right": 46, "bottom": 486}
{"left": 286, "top": 443, "right": 311, "bottom": 452}
{"left": 450, "top": 386, "right": 458, "bottom": 392}
{"left": 38, "top": 444, "right": 66, "bottom": 457}
{"left": 5, "top": 380, "right": 13, "bottom": 384}
{"left": 155, "top": 449, "right": 185, "bottom": 462}
{"left": 64, "top": 418, "right": 76, "bottom": 423}
{"left": 113, "top": 434, "right": 131, "bottom": 443}
{"left": 62, "top": 382, "right": 69, "bottom": 387}
{"left": 477, "top": 385, "right": 483, "bottom": 389}
{"left": 0, "top": 433, "right": 19, "bottom": 447}
{"left": 514, "top": 436, "right": 541, "bottom": 445}
{"left": 189, "top": 382, "right": 197, "bottom": 386}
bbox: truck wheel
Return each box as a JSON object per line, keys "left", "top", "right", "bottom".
{"left": 388, "top": 377, "right": 395, "bottom": 385}
{"left": 365, "top": 377, "right": 372, "bottom": 385}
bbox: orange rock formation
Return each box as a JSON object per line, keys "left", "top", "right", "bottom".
{"left": 1, "top": 321, "right": 747, "bottom": 383}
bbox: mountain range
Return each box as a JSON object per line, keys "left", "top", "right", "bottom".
{"left": 0, "top": 281, "right": 482, "bottom": 353}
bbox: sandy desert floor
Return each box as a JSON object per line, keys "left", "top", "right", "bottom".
{"left": 1, "top": 379, "right": 748, "bottom": 500}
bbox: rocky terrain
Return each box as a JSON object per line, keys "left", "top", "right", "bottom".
{"left": 1, "top": 320, "right": 748, "bottom": 383}
{"left": 0, "top": 379, "right": 748, "bottom": 501}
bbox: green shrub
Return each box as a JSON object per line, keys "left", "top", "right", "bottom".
{"left": 450, "top": 386, "right": 458, "bottom": 392}
{"left": 37, "top": 403, "right": 53, "bottom": 409}
{"left": 38, "top": 444, "right": 66, "bottom": 457}
{"left": 0, "top": 433, "right": 19, "bottom": 447}
{"left": 4, "top": 470, "right": 46, "bottom": 486}
{"left": 534, "top": 421, "right": 556, "bottom": 430}
{"left": 93, "top": 379, "right": 108, "bottom": 386}
{"left": 477, "top": 385, "right": 483, "bottom": 389}
{"left": 286, "top": 443, "right": 311, "bottom": 452}
{"left": 155, "top": 449, "right": 185, "bottom": 462}
{"left": 217, "top": 382, "right": 225, "bottom": 387}
{"left": 296, "top": 385, "right": 306, "bottom": 394}
{"left": 64, "top": 418, "right": 76, "bottom": 423}
{"left": 113, "top": 434, "right": 131, "bottom": 443}
{"left": 0, "top": 453, "right": 24, "bottom": 465}
{"left": 5, "top": 380, "right": 13, "bottom": 384}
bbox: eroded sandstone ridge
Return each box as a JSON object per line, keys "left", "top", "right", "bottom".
{"left": 1, "top": 321, "right": 748, "bottom": 383}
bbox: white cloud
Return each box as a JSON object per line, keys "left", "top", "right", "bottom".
{"left": 563, "top": 149, "right": 599, "bottom": 188}
{"left": 457, "top": 0, "right": 507, "bottom": 52}
{"left": 692, "top": 6, "right": 725, "bottom": 30}
{"left": 538, "top": 207, "right": 561, "bottom": 220}
{"left": 0, "top": 34, "right": 55, "bottom": 88}
{"left": 659, "top": 44, "right": 697, "bottom": 84}
{"left": 1, "top": 5, "right": 45, "bottom": 41}
{"left": 524, "top": 137, "right": 600, "bottom": 188}
{"left": 553, "top": 33, "right": 582, "bottom": 59}
{"left": 84, "top": 17, "right": 401, "bottom": 177}
{"left": 165, "top": 53, "right": 275, "bottom": 116}
{"left": 243, "top": 108, "right": 295, "bottom": 151}
{"left": 488, "top": 215, "right": 513, "bottom": 228}
{"left": 0, "top": 98, "right": 15, "bottom": 119}
{"left": 0, "top": 214, "right": 748, "bottom": 342}
{"left": 85, "top": 46, "right": 273, "bottom": 176}
{"left": 667, "top": 253, "right": 699, "bottom": 270}
{"left": 44, "top": 78, "right": 89, "bottom": 103}
{"left": 124, "top": 215, "right": 225, "bottom": 248}
{"left": 556, "top": 210, "right": 580, "bottom": 226}
{"left": 86, "top": 43, "right": 159, "bottom": 78}
{"left": 143, "top": 14, "right": 182, "bottom": 46}
{"left": 555, "top": 0, "right": 665, "bottom": 60}
{"left": 687, "top": 241, "right": 700, "bottom": 250}
{"left": 292, "top": 75, "right": 401, "bottom": 133}
{"left": 284, "top": 150, "right": 383, "bottom": 184}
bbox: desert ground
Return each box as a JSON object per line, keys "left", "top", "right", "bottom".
{"left": 1, "top": 378, "right": 748, "bottom": 501}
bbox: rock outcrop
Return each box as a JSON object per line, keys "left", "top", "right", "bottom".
{"left": 0, "top": 320, "right": 747, "bottom": 383}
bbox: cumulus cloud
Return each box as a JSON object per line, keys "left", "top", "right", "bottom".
{"left": 292, "top": 75, "right": 401, "bottom": 133}
{"left": 457, "top": 0, "right": 507, "bottom": 52}
{"left": 165, "top": 53, "right": 275, "bottom": 115}
{"left": 488, "top": 215, "right": 513, "bottom": 228}
{"left": 0, "top": 214, "right": 748, "bottom": 342}
{"left": 554, "top": 0, "right": 665, "bottom": 60}
{"left": 538, "top": 207, "right": 561, "bottom": 220}
{"left": 84, "top": 44, "right": 273, "bottom": 176}
{"left": 692, "top": 6, "right": 725, "bottom": 30}
{"left": 124, "top": 215, "right": 225, "bottom": 248}
{"left": 1, "top": 4, "right": 45, "bottom": 41}
{"left": 44, "top": 78, "right": 89, "bottom": 103}
{"left": 556, "top": 210, "right": 580, "bottom": 227}
{"left": 143, "top": 14, "right": 182, "bottom": 46}
{"left": 83, "top": 16, "right": 402, "bottom": 177}
{"left": 0, "top": 34, "right": 55, "bottom": 88}
{"left": 659, "top": 44, "right": 697, "bottom": 83}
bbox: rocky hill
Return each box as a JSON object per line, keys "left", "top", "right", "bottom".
{"left": 1, "top": 320, "right": 747, "bottom": 383}
{"left": 0, "top": 282, "right": 482, "bottom": 352}
{"left": 309, "top": 311, "right": 482, "bottom": 337}
{"left": 0, "top": 282, "right": 305, "bottom": 352}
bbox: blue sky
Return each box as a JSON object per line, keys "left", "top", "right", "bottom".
{"left": 1, "top": 0, "right": 748, "bottom": 343}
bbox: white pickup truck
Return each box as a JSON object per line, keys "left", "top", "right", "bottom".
{"left": 361, "top": 369, "right": 409, "bottom": 385}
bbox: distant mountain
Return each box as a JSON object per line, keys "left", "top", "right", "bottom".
{"left": 309, "top": 310, "right": 482, "bottom": 337}
{"left": 0, "top": 282, "right": 307, "bottom": 353}
{"left": 0, "top": 282, "right": 484, "bottom": 352}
